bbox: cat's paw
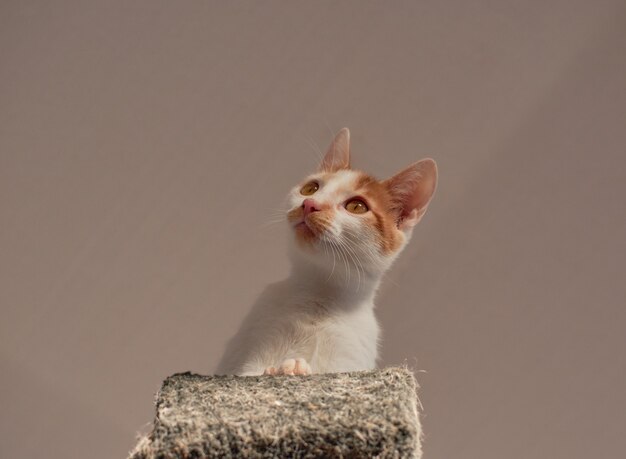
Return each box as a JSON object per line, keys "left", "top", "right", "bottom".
{"left": 263, "top": 358, "right": 311, "bottom": 376}
{"left": 263, "top": 366, "right": 277, "bottom": 375}
{"left": 278, "top": 358, "right": 311, "bottom": 375}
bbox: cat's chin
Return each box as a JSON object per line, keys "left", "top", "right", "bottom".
{"left": 293, "top": 221, "right": 320, "bottom": 245}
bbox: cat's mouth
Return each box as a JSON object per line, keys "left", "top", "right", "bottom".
{"left": 288, "top": 206, "right": 332, "bottom": 245}
{"left": 292, "top": 216, "right": 330, "bottom": 244}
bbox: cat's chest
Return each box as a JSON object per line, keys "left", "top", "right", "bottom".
{"left": 297, "top": 307, "right": 379, "bottom": 372}
{"left": 278, "top": 302, "right": 379, "bottom": 346}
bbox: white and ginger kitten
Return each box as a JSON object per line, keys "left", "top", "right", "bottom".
{"left": 217, "top": 128, "right": 437, "bottom": 376}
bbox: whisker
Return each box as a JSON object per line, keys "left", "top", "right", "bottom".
{"left": 329, "top": 239, "right": 350, "bottom": 286}
{"left": 335, "top": 236, "right": 362, "bottom": 291}
{"left": 339, "top": 227, "right": 384, "bottom": 269}
{"left": 304, "top": 135, "right": 324, "bottom": 165}
{"left": 322, "top": 236, "right": 337, "bottom": 283}
{"left": 259, "top": 218, "right": 286, "bottom": 229}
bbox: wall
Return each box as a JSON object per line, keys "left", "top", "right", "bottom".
{"left": 1, "top": 1, "right": 625, "bottom": 458}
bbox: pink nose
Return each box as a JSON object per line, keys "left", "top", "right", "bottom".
{"left": 302, "top": 198, "right": 321, "bottom": 216}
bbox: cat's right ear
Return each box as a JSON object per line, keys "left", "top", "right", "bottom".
{"left": 319, "top": 128, "right": 351, "bottom": 172}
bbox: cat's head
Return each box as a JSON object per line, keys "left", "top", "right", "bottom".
{"left": 286, "top": 128, "right": 437, "bottom": 280}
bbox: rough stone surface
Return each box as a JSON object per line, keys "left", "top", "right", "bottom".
{"left": 129, "top": 367, "right": 422, "bottom": 459}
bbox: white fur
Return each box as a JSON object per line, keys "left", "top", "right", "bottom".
{"left": 216, "top": 170, "right": 412, "bottom": 376}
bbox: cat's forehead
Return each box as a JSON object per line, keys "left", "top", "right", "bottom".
{"left": 306, "top": 170, "right": 373, "bottom": 192}
{"left": 317, "top": 170, "right": 360, "bottom": 189}
{"left": 304, "top": 170, "right": 389, "bottom": 205}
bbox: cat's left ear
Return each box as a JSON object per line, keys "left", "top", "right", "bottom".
{"left": 384, "top": 159, "right": 438, "bottom": 230}
{"left": 319, "top": 128, "right": 351, "bottom": 172}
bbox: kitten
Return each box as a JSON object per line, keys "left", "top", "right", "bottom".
{"left": 216, "top": 128, "right": 437, "bottom": 376}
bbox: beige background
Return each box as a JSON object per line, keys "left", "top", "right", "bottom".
{"left": 2, "top": 1, "right": 625, "bottom": 458}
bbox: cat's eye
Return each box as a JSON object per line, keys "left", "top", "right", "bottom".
{"left": 345, "top": 199, "right": 369, "bottom": 214}
{"left": 300, "top": 181, "right": 319, "bottom": 196}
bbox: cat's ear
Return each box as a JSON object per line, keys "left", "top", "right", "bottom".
{"left": 384, "top": 158, "right": 438, "bottom": 230}
{"left": 319, "top": 128, "right": 351, "bottom": 172}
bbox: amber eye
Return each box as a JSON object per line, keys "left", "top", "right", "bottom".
{"left": 300, "top": 181, "right": 319, "bottom": 196}
{"left": 345, "top": 199, "right": 369, "bottom": 214}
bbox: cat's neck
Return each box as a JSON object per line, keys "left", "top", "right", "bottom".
{"left": 287, "top": 259, "right": 382, "bottom": 309}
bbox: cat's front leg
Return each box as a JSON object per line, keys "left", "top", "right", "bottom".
{"left": 263, "top": 358, "right": 311, "bottom": 376}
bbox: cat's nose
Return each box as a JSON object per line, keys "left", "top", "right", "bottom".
{"left": 302, "top": 198, "right": 321, "bottom": 216}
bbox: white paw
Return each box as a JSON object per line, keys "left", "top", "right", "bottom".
{"left": 263, "top": 358, "right": 311, "bottom": 376}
